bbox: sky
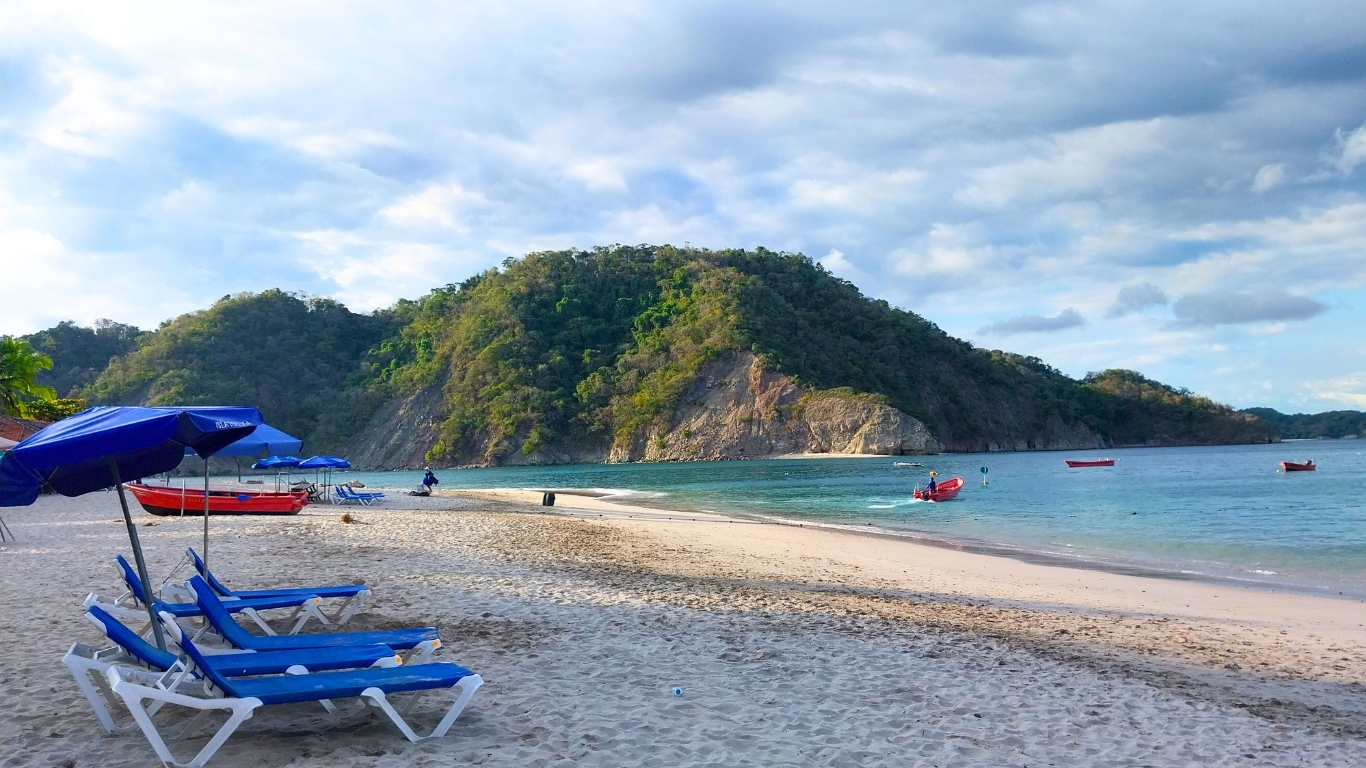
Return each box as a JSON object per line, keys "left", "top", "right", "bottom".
{"left": 1, "top": 1, "right": 1364, "bottom": 413}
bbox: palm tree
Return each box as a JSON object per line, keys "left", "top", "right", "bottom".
{"left": 0, "top": 337, "right": 57, "bottom": 418}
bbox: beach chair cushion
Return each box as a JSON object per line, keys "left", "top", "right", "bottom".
{"left": 187, "top": 575, "right": 439, "bottom": 651}
{"left": 85, "top": 605, "right": 400, "bottom": 676}
{"left": 187, "top": 548, "right": 367, "bottom": 599}
{"left": 178, "top": 623, "right": 471, "bottom": 706}
{"left": 116, "top": 555, "right": 321, "bottom": 614}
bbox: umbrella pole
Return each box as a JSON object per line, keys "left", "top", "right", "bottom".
{"left": 110, "top": 459, "right": 167, "bottom": 651}
{"left": 203, "top": 458, "right": 211, "bottom": 576}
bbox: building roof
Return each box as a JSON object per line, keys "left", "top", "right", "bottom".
{"left": 0, "top": 416, "right": 49, "bottom": 444}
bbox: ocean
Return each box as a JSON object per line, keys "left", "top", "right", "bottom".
{"left": 331, "top": 441, "right": 1366, "bottom": 597}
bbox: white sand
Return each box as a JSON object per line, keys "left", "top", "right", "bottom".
{"left": 3, "top": 487, "right": 1366, "bottom": 767}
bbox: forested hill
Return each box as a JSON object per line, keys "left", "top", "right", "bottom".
{"left": 1241, "top": 408, "right": 1366, "bottom": 439}
{"left": 30, "top": 247, "right": 1274, "bottom": 464}
{"left": 23, "top": 319, "right": 141, "bottom": 397}
{"left": 76, "top": 290, "right": 394, "bottom": 451}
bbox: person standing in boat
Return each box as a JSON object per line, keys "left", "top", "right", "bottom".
{"left": 925, "top": 471, "right": 938, "bottom": 497}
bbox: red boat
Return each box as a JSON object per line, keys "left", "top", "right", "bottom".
{"left": 1280, "top": 460, "right": 1315, "bottom": 472}
{"left": 914, "top": 477, "right": 964, "bottom": 502}
{"left": 126, "top": 483, "right": 309, "bottom": 516}
{"left": 1065, "top": 459, "right": 1115, "bottom": 467}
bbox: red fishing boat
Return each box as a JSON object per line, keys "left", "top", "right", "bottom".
{"left": 914, "top": 477, "right": 964, "bottom": 501}
{"left": 125, "top": 483, "right": 309, "bottom": 516}
{"left": 1065, "top": 459, "right": 1115, "bottom": 467}
{"left": 1280, "top": 460, "right": 1315, "bottom": 472}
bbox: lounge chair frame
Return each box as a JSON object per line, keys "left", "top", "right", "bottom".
{"left": 181, "top": 547, "right": 371, "bottom": 626}
{"left": 109, "top": 612, "right": 482, "bottom": 767}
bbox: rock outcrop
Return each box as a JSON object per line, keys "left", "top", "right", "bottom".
{"left": 606, "top": 352, "right": 941, "bottom": 462}
{"left": 344, "top": 352, "right": 943, "bottom": 468}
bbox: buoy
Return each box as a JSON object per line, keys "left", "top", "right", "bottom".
{"left": 981, "top": 466, "right": 989, "bottom": 485}
{"left": 673, "top": 687, "right": 683, "bottom": 696}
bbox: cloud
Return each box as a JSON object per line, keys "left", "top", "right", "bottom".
{"left": 1335, "top": 123, "right": 1366, "bottom": 175}
{"left": 1306, "top": 373, "right": 1366, "bottom": 409}
{"left": 1170, "top": 290, "right": 1327, "bottom": 327}
{"left": 1105, "top": 282, "right": 1169, "bottom": 318}
{"left": 979, "top": 308, "right": 1085, "bottom": 336}
{"left": 378, "top": 183, "right": 486, "bottom": 232}
{"left": 1250, "top": 163, "right": 1287, "bottom": 193}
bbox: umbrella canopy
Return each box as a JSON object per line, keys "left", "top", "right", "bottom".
{"left": 0, "top": 405, "right": 261, "bottom": 650}
{"left": 190, "top": 423, "right": 302, "bottom": 458}
{"left": 252, "top": 455, "right": 301, "bottom": 469}
{"left": 298, "top": 455, "right": 350, "bottom": 469}
{"left": 0, "top": 406, "right": 261, "bottom": 506}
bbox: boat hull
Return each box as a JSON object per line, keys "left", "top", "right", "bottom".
{"left": 914, "top": 477, "right": 964, "bottom": 501}
{"left": 126, "top": 484, "right": 308, "bottom": 516}
{"left": 1280, "top": 461, "right": 1315, "bottom": 472}
{"left": 1065, "top": 459, "right": 1115, "bottom": 467}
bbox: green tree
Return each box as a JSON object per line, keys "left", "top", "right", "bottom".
{"left": 0, "top": 337, "right": 59, "bottom": 418}
{"left": 23, "top": 319, "right": 142, "bottom": 396}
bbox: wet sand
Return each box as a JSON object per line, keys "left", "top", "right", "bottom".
{"left": 3, "top": 487, "right": 1366, "bottom": 766}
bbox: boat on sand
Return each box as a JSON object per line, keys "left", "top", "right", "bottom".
{"left": 126, "top": 483, "right": 309, "bottom": 516}
{"left": 1065, "top": 459, "right": 1115, "bottom": 467}
{"left": 914, "top": 477, "right": 963, "bottom": 501}
{"left": 1280, "top": 460, "right": 1315, "bottom": 472}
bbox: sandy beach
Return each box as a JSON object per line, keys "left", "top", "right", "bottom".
{"left": 5, "top": 486, "right": 1366, "bottom": 767}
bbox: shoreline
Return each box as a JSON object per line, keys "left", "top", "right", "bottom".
{"left": 448, "top": 487, "right": 1366, "bottom": 683}
{"left": 454, "top": 485, "right": 1366, "bottom": 603}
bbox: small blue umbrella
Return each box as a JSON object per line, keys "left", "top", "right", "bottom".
{"left": 252, "top": 455, "right": 301, "bottom": 469}
{"left": 0, "top": 406, "right": 261, "bottom": 649}
{"left": 298, "top": 456, "right": 350, "bottom": 501}
{"left": 252, "top": 455, "right": 302, "bottom": 493}
{"left": 297, "top": 455, "right": 349, "bottom": 469}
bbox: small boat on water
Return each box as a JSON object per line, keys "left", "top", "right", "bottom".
{"left": 126, "top": 483, "right": 309, "bottom": 516}
{"left": 893, "top": 461, "right": 923, "bottom": 467}
{"left": 1065, "top": 459, "right": 1115, "bottom": 467}
{"left": 1280, "top": 460, "right": 1316, "bottom": 472}
{"left": 913, "top": 477, "right": 963, "bottom": 501}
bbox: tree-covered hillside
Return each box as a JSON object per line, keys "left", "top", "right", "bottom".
{"left": 1241, "top": 408, "right": 1366, "bottom": 439}
{"left": 23, "top": 319, "right": 141, "bottom": 397}
{"left": 79, "top": 290, "right": 394, "bottom": 451}
{"left": 37, "top": 246, "right": 1274, "bottom": 464}
{"left": 359, "top": 246, "right": 1272, "bottom": 460}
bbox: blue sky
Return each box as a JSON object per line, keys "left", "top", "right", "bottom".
{"left": 1, "top": 1, "right": 1364, "bottom": 412}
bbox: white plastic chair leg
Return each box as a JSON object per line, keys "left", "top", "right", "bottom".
{"left": 109, "top": 669, "right": 261, "bottom": 768}
{"left": 361, "top": 674, "right": 482, "bottom": 742}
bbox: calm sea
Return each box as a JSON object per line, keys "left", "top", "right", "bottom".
{"left": 326, "top": 441, "right": 1366, "bottom": 596}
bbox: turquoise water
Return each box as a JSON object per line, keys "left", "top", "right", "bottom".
{"left": 319, "top": 441, "right": 1366, "bottom": 593}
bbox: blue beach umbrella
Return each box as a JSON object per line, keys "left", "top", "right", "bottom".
{"left": 0, "top": 405, "right": 261, "bottom": 649}
{"left": 189, "top": 423, "right": 303, "bottom": 481}
{"left": 215, "top": 424, "right": 303, "bottom": 458}
{"left": 298, "top": 456, "right": 350, "bottom": 501}
{"left": 252, "top": 455, "right": 302, "bottom": 493}
{"left": 252, "top": 455, "right": 301, "bottom": 469}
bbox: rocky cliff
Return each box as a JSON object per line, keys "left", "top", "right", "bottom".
{"left": 344, "top": 352, "right": 943, "bottom": 468}
{"left": 607, "top": 352, "right": 942, "bottom": 463}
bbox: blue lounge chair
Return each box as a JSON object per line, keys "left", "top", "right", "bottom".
{"left": 184, "top": 575, "right": 442, "bottom": 657}
{"left": 64, "top": 605, "right": 401, "bottom": 733}
{"left": 335, "top": 485, "right": 386, "bottom": 505}
{"left": 184, "top": 547, "right": 370, "bottom": 624}
{"left": 87, "top": 555, "right": 327, "bottom": 637}
{"left": 108, "top": 611, "right": 482, "bottom": 767}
